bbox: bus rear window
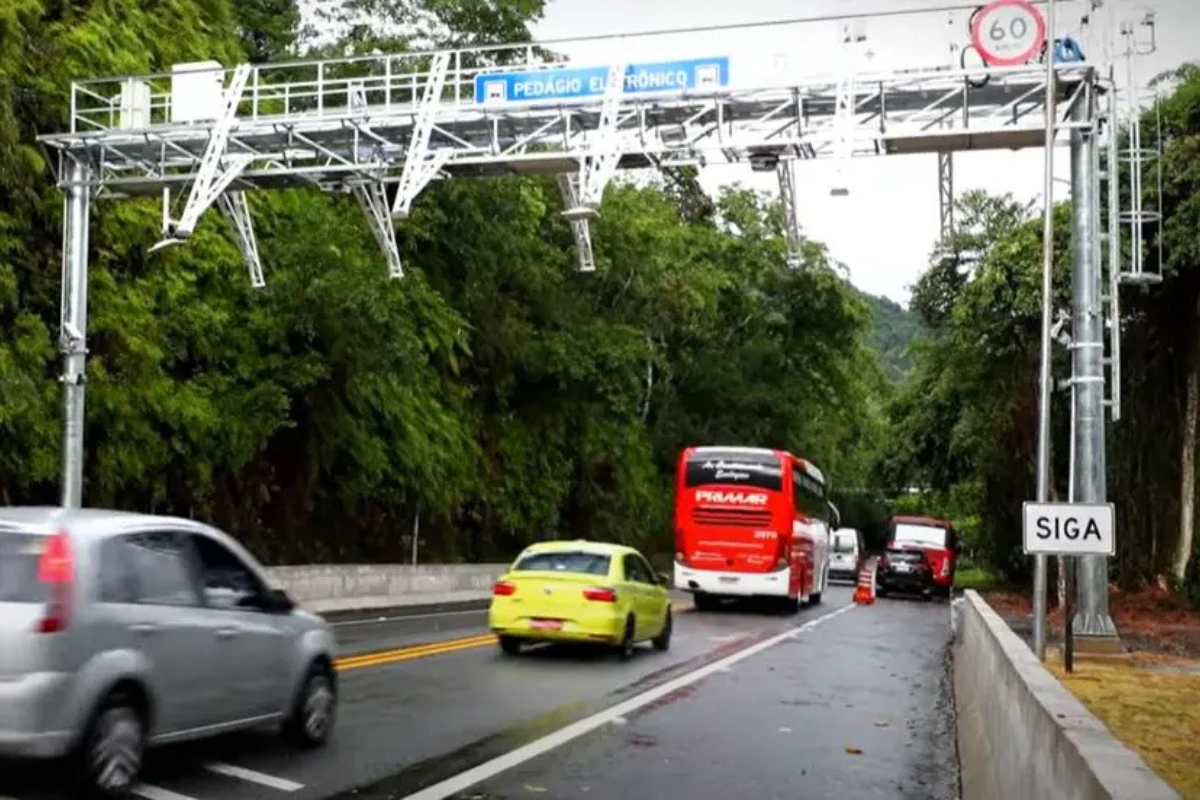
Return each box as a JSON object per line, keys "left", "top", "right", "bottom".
{"left": 892, "top": 523, "right": 947, "bottom": 548}
{"left": 513, "top": 551, "right": 612, "bottom": 576}
{"left": 684, "top": 452, "right": 783, "bottom": 492}
{"left": 0, "top": 534, "right": 49, "bottom": 603}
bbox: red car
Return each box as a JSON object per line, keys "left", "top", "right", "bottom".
{"left": 884, "top": 515, "right": 959, "bottom": 596}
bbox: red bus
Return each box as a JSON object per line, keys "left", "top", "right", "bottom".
{"left": 672, "top": 446, "right": 833, "bottom": 613}
{"left": 886, "top": 515, "right": 959, "bottom": 595}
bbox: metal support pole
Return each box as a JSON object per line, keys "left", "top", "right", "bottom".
{"left": 938, "top": 151, "right": 954, "bottom": 242}
{"left": 59, "top": 159, "right": 93, "bottom": 509}
{"left": 1064, "top": 555, "right": 1076, "bottom": 672}
{"left": 1032, "top": 0, "right": 1057, "bottom": 662}
{"left": 1070, "top": 88, "right": 1119, "bottom": 646}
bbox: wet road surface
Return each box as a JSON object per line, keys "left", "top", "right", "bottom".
{"left": 425, "top": 590, "right": 960, "bottom": 800}
{"left": 1, "top": 587, "right": 959, "bottom": 800}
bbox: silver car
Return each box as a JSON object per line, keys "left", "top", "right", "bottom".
{"left": 0, "top": 507, "right": 338, "bottom": 798}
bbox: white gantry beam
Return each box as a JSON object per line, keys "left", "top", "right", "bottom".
{"left": 152, "top": 63, "right": 254, "bottom": 252}
{"left": 392, "top": 52, "right": 452, "bottom": 219}
{"left": 216, "top": 191, "right": 264, "bottom": 288}
{"left": 356, "top": 182, "right": 404, "bottom": 279}
{"left": 565, "top": 59, "right": 627, "bottom": 220}
{"left": 557, "top": 173, "right": 595, "bottom": 272}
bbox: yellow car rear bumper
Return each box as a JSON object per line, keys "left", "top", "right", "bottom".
{"left": 489, "top": 603, "right": 626, "bottom": 644}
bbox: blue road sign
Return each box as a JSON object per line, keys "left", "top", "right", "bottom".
{"left": 473, "top": 57, "right": 730, "bottom": 105}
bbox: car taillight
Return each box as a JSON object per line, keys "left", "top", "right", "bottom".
{"left": 492, "top": 580, "right": 516, "bottom": 596}
{"left": 583, "top": 587, "right": 617, "bottom": 603}
{"left": 35, "top": 531, "right": 74, "bottom": 634}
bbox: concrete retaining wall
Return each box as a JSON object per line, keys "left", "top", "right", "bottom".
{"left": 953, "top": 590, "right": 1180, "bottom": 800}
{"left": 266, "top": 563, "right": 509, "bottom": 614}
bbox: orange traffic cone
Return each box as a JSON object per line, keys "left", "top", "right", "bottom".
{"left": 853, "top": 557, "right": 876, "bottom": 605}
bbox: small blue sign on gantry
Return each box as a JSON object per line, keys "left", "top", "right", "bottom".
{"left": 473, "top": 57, "right": 730, "bottom": 105}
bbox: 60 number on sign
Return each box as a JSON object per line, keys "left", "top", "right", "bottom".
{"left": 970, "top": 0, "right": 1047, "bottom": 67}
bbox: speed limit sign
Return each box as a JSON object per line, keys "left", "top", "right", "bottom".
{"left": 970, "top": 0, "right": 1047, "bottom": 67}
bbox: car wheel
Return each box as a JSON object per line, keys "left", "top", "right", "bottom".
{"left": 617, "top": 616, "right": 637, "bottom": 661}
{"left": 283, "top": 661, "right": 337, "bottom": 748}
{"left": 78, "top": 690, "right": 145, "bottom": 799}
{"left": 652, "top": 608, "right": 672, "bottom": 652}
{"left": 499, "top": 635, "right": 522, "bottom": 656}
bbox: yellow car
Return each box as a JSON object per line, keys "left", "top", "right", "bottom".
{"left": 488, "top": 540, "right": 673, "bottom": 658}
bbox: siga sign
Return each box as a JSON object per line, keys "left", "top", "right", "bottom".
{"left": 1021, "top": 501, "right": 1115, "bottom": 556}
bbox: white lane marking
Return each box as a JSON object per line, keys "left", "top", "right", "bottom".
{"left": 329, "top": 609, "right": 484, "bottom": 627}
{"left": 133, "top": 785, "right": 198, "bottom": 800}
{"left": 399, "top": 603, "right": 856, "bottom": 800}
{"left": 205, "top": 762, "right": 304, "bottom": 792}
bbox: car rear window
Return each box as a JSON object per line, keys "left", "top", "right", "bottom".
{"left": 892, "top": 523, "right": 947, "bottom": 548}
{"left": 833, "top": 533, "right": 858, "bottom": 553}
{"left": 0, "top": 533, "right": 49, "bottom": 603}
{"left": 513, "top": 551, "right": 612, "bottom": 576}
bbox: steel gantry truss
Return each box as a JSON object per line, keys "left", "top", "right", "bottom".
{"left": 39, "top": 31, "right": 1105, "bottom": 510}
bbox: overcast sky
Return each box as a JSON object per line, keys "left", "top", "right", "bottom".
{"left": 530, "top": 0, "right": 1197, "bottom": 304}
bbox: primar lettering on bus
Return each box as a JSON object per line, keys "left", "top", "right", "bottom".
{"left": 694, "top": 490, "right": 769, "bottom": 506}
{"left": 1021, "top": 501, "right": 1115, "bottom": 556}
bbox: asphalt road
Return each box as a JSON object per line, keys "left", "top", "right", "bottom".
{"left": 1, "top": 587, "right": 959, "bottom": 800}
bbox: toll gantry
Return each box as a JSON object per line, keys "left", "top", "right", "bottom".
{"left": 42, "top": 42, "right": 1096, "bottom": 279}
{"left": 39, "top": 14, "right": 1119, "bottom": 513}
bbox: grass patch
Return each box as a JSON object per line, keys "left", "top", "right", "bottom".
{"left": 1047, "top": 655, "right": 1200, "bottom": 798}
{"left": 954, "top": 565, "right": 1000, "bottom": 590}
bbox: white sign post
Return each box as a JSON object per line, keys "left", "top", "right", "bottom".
{"left": 1022, "top": 501, "right": 1115, "bottom": 556}
{"left": 970, "top": 0, "right": 1047, "bottom": 67}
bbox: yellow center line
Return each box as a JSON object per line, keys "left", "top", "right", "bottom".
{"left": 334, "top": 599, "right": 694, "bottom": 673}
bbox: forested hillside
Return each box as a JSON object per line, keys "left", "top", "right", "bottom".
{"left": 875, "top": 64, "right": 1200, "bottom": 599}
{"left": 857, "top": 291, "right": 921, "bottom": 382}
{"left": 0, "top": 0, "right": 886, "bottom": 565}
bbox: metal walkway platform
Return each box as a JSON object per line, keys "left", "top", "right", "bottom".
{"left": 42, "top": 51, "right": 1096, "bottom": 198}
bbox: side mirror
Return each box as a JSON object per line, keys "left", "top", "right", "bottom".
{"left": 266, "top": 587, "right": 295, "bottom": 614}
{"left": 657, "top": 572, "right": 671, "bottom": 587}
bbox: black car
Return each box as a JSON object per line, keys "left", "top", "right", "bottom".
{"left": 876, "top": 546, "right": 935, "bottom": 599}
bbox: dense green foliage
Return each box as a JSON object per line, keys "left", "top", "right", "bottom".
{"left": 857, "top": 290, "right": 921, "bottom": 382}
{"left": 0, "top": 0, "right": 889, "bottom": 564}
{"left": 877, "top": 64, "right": 1200, "bottom": 596}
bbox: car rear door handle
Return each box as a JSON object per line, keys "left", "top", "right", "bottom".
{"left": 129, "top": 623, "right": 159, "bottom": 635}
{"left": 216, "top": 627, "right": 239, "bottom": 640}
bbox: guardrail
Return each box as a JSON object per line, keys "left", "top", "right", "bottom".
{"left": 266, "top": 563, "right": 509, "bottom": 614}
{"left": 953, "top": 590, "right": 1179, "bottom": 800}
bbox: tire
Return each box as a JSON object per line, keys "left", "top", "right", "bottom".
{"left": 499, "top": 635, "right": 522, "bottom": 656}
{"left": 282, "top": 661, "right": 337, "bottom": 748}
{"left": 694, "top": 593, "right": 717, "bottom": 612}
{"left": 652, "top": 608, "right": 672, "bottom": 652}
{"left": 617, "top": 615, "right": 637, "bottom": 661}
{"left": 76, "top": 690, "right": 146, "bottom": 799}
{"left": 779, "top": 595, "right": 800, "bottom": 615}
{"left": 810, "top": 568, "right": 826, "bottom": 605}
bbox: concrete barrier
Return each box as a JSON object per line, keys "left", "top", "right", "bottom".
{"left": 267, "top": 563, "right": 508, "bottom": 614}
{"left": 953, "top": 590, "right": 1180, "bottom": 800}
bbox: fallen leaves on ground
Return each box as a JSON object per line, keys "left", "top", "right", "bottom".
{"left": 1048, "top": 654, "right": 1200, "bottom": 799}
